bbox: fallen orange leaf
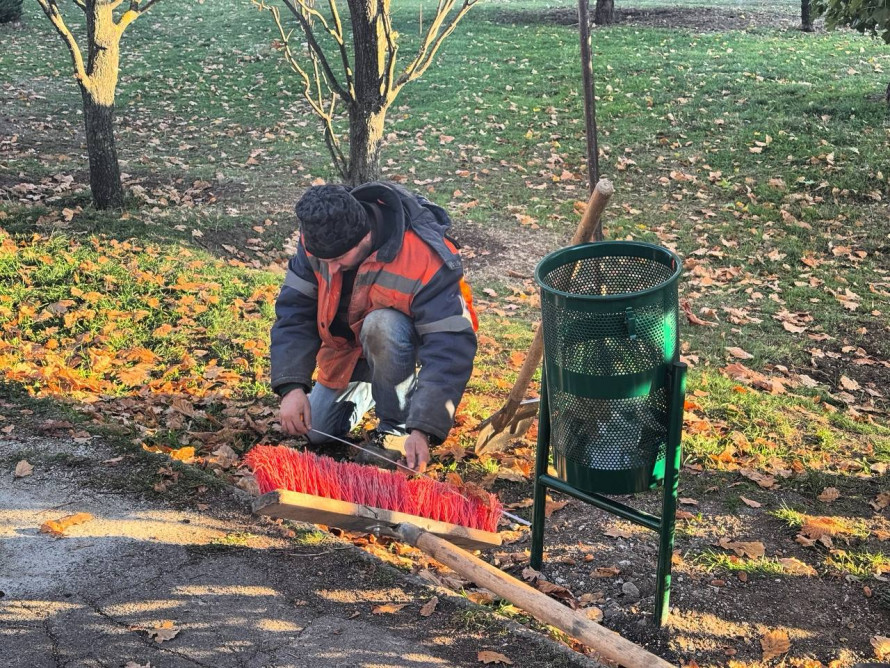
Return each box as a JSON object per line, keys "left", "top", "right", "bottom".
{"left": 14, "top": 460, "right": 33, "bottom": 478}
{"left": 778, "top": 557, "right": 816, "bottom": 576}
{"left": 419, "top": 597, "right": 438, "bottom": 617}
{"left": 478, "top": 650, "right": 513, "bottom": 665}
{"left": 146, "top": 620, "right": 180, "bottom": 643}
{"left": 761, "top": 629, "right": 791, "bottom": 660}
{"left": 799, "top": 515, "right": 849, "bottom": 539}
{"left": 739, "top": 468, "right": 776, "bottom": 489}
{"left": 873, "top": 635, "right": 890, "bottom": 660}
{"left": 717, "top": 538, "right": 765, "bottom": 559}
{"left": 40, "top": 512, "right": 94, "bottom": 537}
{"left": 544, "top": 497, "right": 569, "bottom": 517}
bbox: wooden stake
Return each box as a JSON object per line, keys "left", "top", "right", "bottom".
{"left": 396, "top": 523, "right": 673, "bottom": 668}
{"left": 475, "top": 179, "right": 613, "bottom": 455}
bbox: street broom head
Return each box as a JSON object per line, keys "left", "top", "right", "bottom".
{"left": 245, "top": 445, "right": 503, "bottom": 533}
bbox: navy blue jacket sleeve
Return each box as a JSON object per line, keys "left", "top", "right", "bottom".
{"left": 407, "top": 266, "right": 477, "bottom": 442}
{"left": 270, "top": 244, "right": 321, "bottom": 395}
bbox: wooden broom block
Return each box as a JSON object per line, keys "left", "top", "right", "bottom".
{"left": 253, "top": 489, "right": 502, "bottom": 551}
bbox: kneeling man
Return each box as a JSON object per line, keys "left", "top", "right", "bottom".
{"left": 270, "top": 182, "right": 477, "bottom": 472}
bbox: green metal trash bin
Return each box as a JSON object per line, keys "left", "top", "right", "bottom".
{"left": 530, "top": 240, "right": 687, "bottom": 626}
{"left": 535, "top": 241, "right": 681, "bottom": 495}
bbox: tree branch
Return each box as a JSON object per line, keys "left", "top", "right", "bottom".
{"left": 261, "top": 1, "right": 347, "bottom": 178}
{"left": 398, "top": 0, "right": 477, "bottom": 90}
{"left": 379, "top": 0, "right": 398, "bottom": 102}
{"left": 34, "top": 0, "right": 89, "bottom": 86}
{"left": 261, "top": 2, "right": 328, "bottom": 116}
{"left": 326, "top": 0, "right": 354, "bottom": 99}
{"left": 323, "top": 95, "right": 348, "bottom": 179}
{"left": 117, "top": 0, "right": 163, "bottom": 33}
{"left": 279, "top": 0, "right": 351, "bottom": 100}
{"left": 136, "top": 0, "right": 162, "bottom": 11}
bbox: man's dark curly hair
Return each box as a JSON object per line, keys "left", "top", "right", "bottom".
{"left": 295, "top": 184, "right": 370, "bottom": 259}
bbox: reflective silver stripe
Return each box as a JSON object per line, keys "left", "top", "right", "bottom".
{"left": 284, "top": 270, "right": 318, "bottom": 298}
{"left": 356, "top": 270, "right": 421, "bottom": 295}
{"left": 306, "top": 255, "right": 330, "bottom": 282}
{"left": 416, "top": 314, "right": 474, "bottom": 336}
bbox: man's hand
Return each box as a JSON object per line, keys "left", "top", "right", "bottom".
{"left": 404, "top": 429, "right": 431, "bottom": 473}
{"left": 280, "top": 388, "right": 311, "bottom": 436}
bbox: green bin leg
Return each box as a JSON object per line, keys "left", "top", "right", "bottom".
{"left": 654, "top": 361, "right": 687, "bottom": 626}
{"left": 530, "top": 369, "right": 551, "bottom": 571}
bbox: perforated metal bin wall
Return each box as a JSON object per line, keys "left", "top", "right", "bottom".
{"left": 535, "top": 241, "right": 682, "bottom": 495}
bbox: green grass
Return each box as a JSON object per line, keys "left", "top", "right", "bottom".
{"left": 2, "top": 9, "right": 887, "bottom": 664}
{"left": 826, "top": 549, "right": 890, "bottom": 579}
{"left": 290, "top": 527, "right": 330, "bottom": 547}
{"left": 770, "top": 503, "right": 872, "bottom": 540}
{"left": 450, "top": 607, "right": 506, "bottom": 635}
{"left": 211, "top": 531, "right": 261, "bottom": 547}
{"left": 697, "top": 551, "right": 789, "bottom": 576}
{"left": 0, "top": 0, "right": 887, "bottom": 487}
{"left": 770, "top": 504, "right": 808, "bottom": 528}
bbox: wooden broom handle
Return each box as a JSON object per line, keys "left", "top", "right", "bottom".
{"left": 572, "top": 177, "right": 612, "bottom": 245}
{"left": 397, "top": 523, "right": 673, "bottom": 668}
{"left": 508, "top": 327, "right": 545, "bottom": 405}
{"left": 507, "top": 178, "right": 614, "bottom": 404}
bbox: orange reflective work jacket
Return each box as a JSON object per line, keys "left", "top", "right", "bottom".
{"left": 270, "top": 182, "right": 478, "bottom": 442}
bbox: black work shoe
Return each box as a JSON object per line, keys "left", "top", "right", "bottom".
{"left": 351, "top": 429, "right": 409, "bottom": 468}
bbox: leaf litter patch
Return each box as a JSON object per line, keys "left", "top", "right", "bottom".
{"left": 488, "top": 6, "right": 804, "bottom": 32}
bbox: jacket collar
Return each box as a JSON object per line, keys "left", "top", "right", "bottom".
{"left": 350, "top": 182, "right": 405, "bottom": 264}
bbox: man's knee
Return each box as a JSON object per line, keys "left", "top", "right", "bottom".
{"left": 360, "top": 308, "right": 415, "bottom": 354}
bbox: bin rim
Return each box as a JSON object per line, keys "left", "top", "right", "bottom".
{"left": 535, "top": 240, "right": 682, "bottom": 303}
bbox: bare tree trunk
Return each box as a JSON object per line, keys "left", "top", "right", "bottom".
{"left": 83, "top": 0, "right": 124, "bottom": 209}
{"left": 346, "top": 105, "right": 386, "bottom": 185}
{"left": 80, "top": 89, "right": 123, "bottom": 209}
{"left": 800, "top": 0, "right": 814, "bottom": 31}
{"left": 37, "top": 0, "right": 161, "bottom": 210}
{"left": 594, "top": 0, "right": 614, "bottom": 25}
{"left": 345, "top": 0, "right": 387, "bottom": 185}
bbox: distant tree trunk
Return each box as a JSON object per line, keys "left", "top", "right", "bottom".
{"left": 0, "top": 0, "right": 24, "bottom": 23}
{"left": 82, "top": 1, "right": 124, "bottom": 208}
{"left": 266, "top": 0, "right": 478, "bottom": 184}
{"left": 81, "top": 90, "right": 123, "bottom": 209}
{"left": 594, "top": 0, "right": 614, "bottom": 25}
{"left": 801, "top": 0, "right": 815, "bottom": 31}
{"left": 37, "top": 0, "right": 160, "bottom": 210}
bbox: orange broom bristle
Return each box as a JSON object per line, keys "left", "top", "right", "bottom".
{"left": 244, "top": 445, "right": 503, "bottom": 533}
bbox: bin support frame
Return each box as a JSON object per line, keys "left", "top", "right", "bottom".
{"left": 530, "top": 361, "right": 687, "bottom": 627}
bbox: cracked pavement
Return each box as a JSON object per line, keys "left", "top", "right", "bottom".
{"left": 0, "top": 436, "right": 600, "bottom": 668}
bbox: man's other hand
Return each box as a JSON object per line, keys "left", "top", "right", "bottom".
{"left": 404, "top": 430, "right": 431, "bottom": 473}
{"left": 280, "top": 388, "right": 312, "bottom": 435}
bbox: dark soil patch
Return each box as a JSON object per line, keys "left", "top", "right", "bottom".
{"left": 490, "top": 5, "right": 808, "bottom": 32}
{"left": 486, "top": 464, "right": 889, "bottom": 665}
{"left": 455, "top": 220, "right": 563, "bottom": 284}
